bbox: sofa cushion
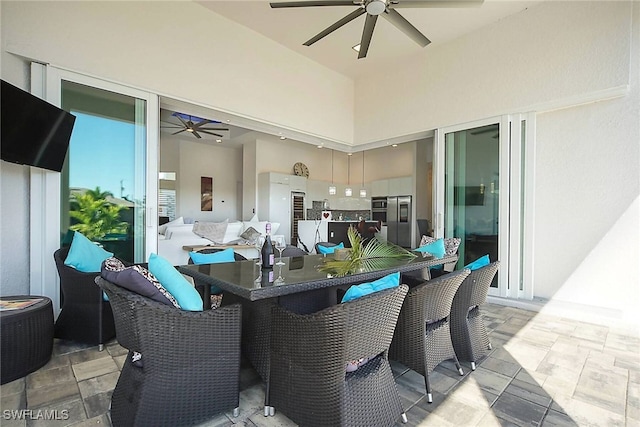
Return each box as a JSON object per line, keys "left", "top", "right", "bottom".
{"left": 158, "top": 216, "right": 184, "bottom": 235}
{"left": 242, "top": 221, "right": 280, "bottom": 237}
{"left": 148, "top": 253, "right": 203, "bottom": 311}
{"left": 192, "top": 220, "right": 228, "bottom": 244}
{"left": 222, "top": 221, "right": 244, "bottom": 243}
{"left": 341, "top": 271, "right": 400, "bottom": 303}
{"left": 101, "top": 257, "right": 180, "bottom": 308}
{"left": 64, "top": 231, "right": 114, "bottom": 273}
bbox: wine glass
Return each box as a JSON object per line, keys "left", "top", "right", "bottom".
{"left": 254, "top": 235, "right": 265, "bottom": 266}
{"left": 275, "top": 236, "right": 286, "bottom": 266}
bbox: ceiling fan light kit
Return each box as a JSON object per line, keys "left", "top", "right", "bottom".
{"left": 270, "top": 0, "right": 482, "bottom": 58}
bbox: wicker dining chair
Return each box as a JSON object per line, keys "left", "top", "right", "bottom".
{"left": 265, "top": 285, "right": 409, "bottom": 427}
{"left": 389, "top": 269, "right": 470, "bottom": 403}
{"left": 53, "top": 247, "right": 115, "bottom": 351}
{"left": 450, "top": 261, "right": 500, "bottom": 370}
{"left": 314, "top": 241, "right": 337, "bottom": 254}
{"left": 96, "top": 277, "right": 242, "bottom": 427}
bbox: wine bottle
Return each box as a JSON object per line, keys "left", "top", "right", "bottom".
{"left": 261, "top": 222, "right": 275, "bottom": 268}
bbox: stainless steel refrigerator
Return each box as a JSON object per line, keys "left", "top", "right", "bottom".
{"left": 387, "top": 195, "right": 412, "bottom": 248}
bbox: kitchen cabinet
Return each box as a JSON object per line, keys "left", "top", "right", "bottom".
{"left": 371, "top": 179, "right": 389, "bottom": 197}
{"left": 389, "top": 176, "right": 412, "bottom": 195}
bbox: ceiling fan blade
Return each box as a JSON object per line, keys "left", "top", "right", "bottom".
{"left": 198, "top": 130, "right": 225, "bottom": 138}
{"left": 382, "top": 8, "right": 430, "bottom": 47}
{"left": 192, "top": 119, "right": 212, "bottom": 128}
{"left": 358, "top": 13, "right": 378, "bottom": 59}
{"left": 304, "top": 8, "right": 365, "bottom": 46}
{"left": 175, "top": 115, "right": 189, "bottom": 128}
{"left": 160, "top": 124, "right": 182, "bottom": 129}
{"left": 391, "top": 0, "right": 483, "bottom": 8}
{"left": 271, "top": 1, "right": 357, "bottom": 8}
{"left": 172, "top": 129, "right": 187, "bottom": 135}
{"left": 192, "top": 130, "right": 202, "bottom": 139}
{"left": 200, "top": 127, "right": 230, "bottom": 132}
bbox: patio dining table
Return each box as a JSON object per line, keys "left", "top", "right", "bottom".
{"left": 178, "top": 252, "right": 458, "bottom": 303}
{"left": 178, "top": 252, "right": 458, "bottom": 383}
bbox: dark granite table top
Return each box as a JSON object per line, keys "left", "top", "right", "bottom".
{"left": 179, "top": 253, "right": 458, "bottom": 301}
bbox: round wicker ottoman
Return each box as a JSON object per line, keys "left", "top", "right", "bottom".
{"left": 1, "top": 296, "right": 54, "bottom": 385}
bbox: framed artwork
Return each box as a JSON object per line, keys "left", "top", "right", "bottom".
{"left": 201, "top": 176, "right": 213, "bottom": 211}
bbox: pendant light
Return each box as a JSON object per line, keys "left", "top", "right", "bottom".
{"left": 360, "top": 151, "right": 367, "bottom": 198}
{"left": 329, "top": 149, "right": 336, "bottom": 195}
{"left": 345, "top": 153, "right": 352, "bottom": 197}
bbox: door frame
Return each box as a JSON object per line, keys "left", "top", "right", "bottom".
{"left": 29, "top": 64, "right": 159, "bottom": 316}
{"left": 434, "top": 113, "right": 535, "bottom": 299}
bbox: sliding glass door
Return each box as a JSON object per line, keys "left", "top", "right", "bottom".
{"left": 60, "top": 81, "right": 151, "bottom": 263}
{"left": 435, "top": 114, "right": 534, "bottom": 298}
{"left": 30, "top": 65, "right": 158, "bottom": 314}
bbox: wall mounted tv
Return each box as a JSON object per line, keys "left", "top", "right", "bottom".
{"left": 1, "top": 79, "right": 76, "bottom": 172}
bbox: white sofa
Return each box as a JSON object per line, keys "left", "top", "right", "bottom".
{"left": 157, "top": 218, "right": 280, "bottom": 265}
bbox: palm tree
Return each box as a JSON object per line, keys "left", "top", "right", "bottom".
{"left": 69, "top": 187, "right": 129, "bottom": 240}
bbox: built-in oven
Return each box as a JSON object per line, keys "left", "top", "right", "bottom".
{"left": 371, "top": 197, "right": 388, "bottom": 224}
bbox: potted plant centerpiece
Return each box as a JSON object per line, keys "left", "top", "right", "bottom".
{"left": 319, "top": 225, "right": 417, "bottom": 277}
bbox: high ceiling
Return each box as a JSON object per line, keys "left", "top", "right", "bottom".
{"left": 199, "top": 0, "right": 543, "bottom": 78}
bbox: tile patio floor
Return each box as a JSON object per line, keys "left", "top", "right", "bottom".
{"left": 1, "top": 303, "right": 638, "bottom": 427}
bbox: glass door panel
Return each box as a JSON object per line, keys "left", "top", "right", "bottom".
{"left": 443, "top": 123, "right": 500, "bottom": 288}
{"left": 60, "top": 81, "right": 147, "bottom": 263}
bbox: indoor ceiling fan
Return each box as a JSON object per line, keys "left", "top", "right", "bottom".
{"left": 160, "top": 113, "right": 229, "bottom": 139}
{"left": 270, "top": 0, "right": 483, "bottom": 59}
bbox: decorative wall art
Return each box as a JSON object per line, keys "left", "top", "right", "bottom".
{"left": 201, "top": 176, "right": 213, "bottom": 211}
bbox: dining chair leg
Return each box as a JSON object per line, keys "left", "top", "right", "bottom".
{"left": 423, "top": 374, "right": 433, "bottom": 403}
{"left": 471, "top": 361, "right": 477, "bottom": 370}
{"left": 99, "top": 344, "right": 104, "bottom": 352}
{"left": 454, "top": 356, "right": 464, "bottom": 376}
{"left": 401, "top": 413, "right": 408, "bottom": 423}
{"left": 233, "top": 407, "right": 239, "bottom": 417}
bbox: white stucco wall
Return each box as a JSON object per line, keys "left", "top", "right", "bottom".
{"left": 1, "top": 1, "right": 353, "bottom": 145}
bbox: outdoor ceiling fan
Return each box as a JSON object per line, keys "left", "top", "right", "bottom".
{"left": 160, "top": 113, "right": 229, "bottom": 139}
{"left": 270, "top": 0, "right": 483, "bottom": 59}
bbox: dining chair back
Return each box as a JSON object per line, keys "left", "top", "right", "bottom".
{"left": 450, "top": 261, "right": 500, "bottom": 370}
{"left": 53, "top": 247, "right": 115, "bottom": 351}
{"left": 266, "top": 284, "right": 409, "bottom": 427}
{"left": 96, "top": 277, "right": 242, "bottom": 426}
{"left": 389, "top": 269, "right": 470, "bottom": 403}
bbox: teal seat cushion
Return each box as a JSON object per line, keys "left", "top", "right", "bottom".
{"left": 414, "top": 238, "right": 446, "bottom": 258}
{"left": 318, "top": 242, "right": 344, "bottom": 255}
{"left": 341, "top": 271, "right": 400, "bottom": 303}
{"left": 64, "top": 231, "right": 114, "bottom": 273}
{"left": 189, "top": 248, "right": 235, "bottom": 264}
{"left": 148, "top": 253, "right": 203, "bottom": 311}
{"left": 464, "top": 254, "right": 490, "bottom": 271}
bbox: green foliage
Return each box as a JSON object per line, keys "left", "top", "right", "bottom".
{"left": 319, "top": 225, "right": 416, "bottom": 277}
{"left": 69, "top": 187, "right": 129, "bottom": 241}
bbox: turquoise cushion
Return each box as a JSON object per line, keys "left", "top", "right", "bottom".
{"left": 189, "top": 248, "right": 235, "bottom": 264}
{"left": 464, "top": 254, "right": 490, "bottom": 271}
{"left": 341, "top": 272, "right": 400, "bottom": 303}
{"left": 64, "top": 231, "right": 113, "bottom": 273}
{"left": 415, "top": 238, "right": 446, "bottom": 258}
{"left": 148, "top": 253, "right": 203, "bottom": 311}
{"left": 318, "top": 242, "right": 344, "bottom": 255}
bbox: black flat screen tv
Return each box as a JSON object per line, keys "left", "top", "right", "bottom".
{"left": 1, "top": 79, "right": 76, "bottom": 172}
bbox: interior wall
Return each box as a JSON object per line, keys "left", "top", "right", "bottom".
{"left": 1, "top": 1, "right": 354, "bottom": 145}
{"left": 163, "top": 136, "right": 243, "bottom": 222}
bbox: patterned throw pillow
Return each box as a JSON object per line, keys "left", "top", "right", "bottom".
{"left": 240, "top": 226, "right": 261, "bottom": 242}
{"left": 419, "top": 236, "right": 461, "bottom": 256}
{"left": 101, "top": 257, "right": 181, "bottom": 309}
